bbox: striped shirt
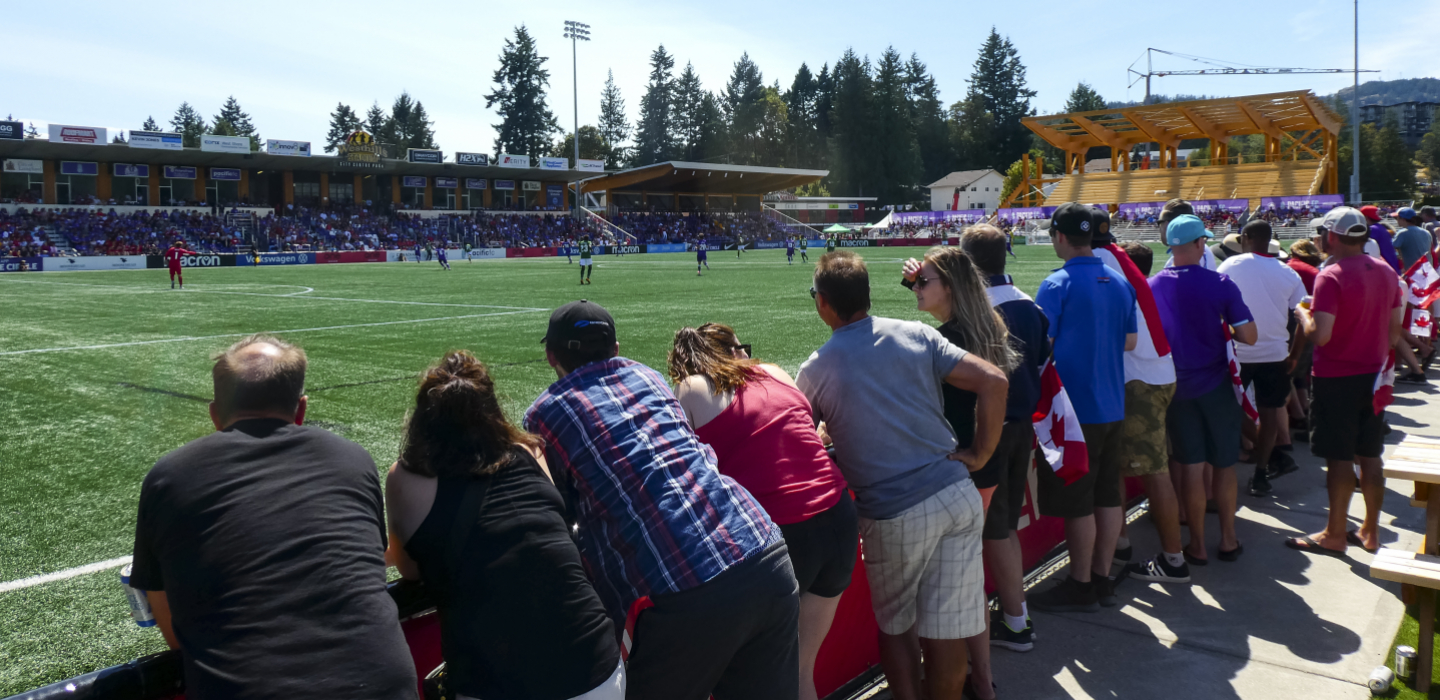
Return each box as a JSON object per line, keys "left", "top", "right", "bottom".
{"left": 523, "top": 357, "right": 778, "bottom": 619}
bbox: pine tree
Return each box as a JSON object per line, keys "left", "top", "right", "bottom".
{"left": 170, "top": 102, "right": 206, "bottom": 148}
{"left": 905, "top": 54, "right": 951, "bottom": 186}
{"left": 485, "top": 26, "right": 561, "bottom": 160}
{"left": 949, "top": 94, "right": 995, "bottom": 171}
{"left": 1363, "top": 113, "right": 1417, "bottom": 200}
{"left": 672, "top": 62, "right": 707, "bottom": 161}
{"left": 722, "top": 53, "right": 766, "bottom": 164}
{"left": 210, "top": 119, "right": 238, "bottom": 136}
{"left": 633, "top": 45, "right": 676, "bottom": 166}
{"left": 873, "top": 47, "right": 921, "bottom": 204}
{"left": 386, "top": 92, "right": 416, "bottom": 149}
{"left": 551, "top": 125, "right": 607, "bottom": 160}
{"left": 24, "top": 122, "right": 39, "bottom": 139}
{"left": 830, "top": 50, "right": 878, "bottom": 197}
{"left": 966, "top": 28, "right": 1036, "bottom": 169}
{"left": 755, "top": 85, "right": 789, "bottom": 167}
{"left": 407, "top": 101, "right": 437, "bottom": 149}
{"left": 213, "top": 96, "right": 261, "bottom": 151}
{"left": 141, "top": 116, "right": 159, "bottom": 132}
{"left": 324, "top": 103, "right": 362, "bottom": 153}
{"left": 694, "top": 92, "right": 729, "bottom": 163}
{"left": 784, "top": 63, "right": 821, "bottom": 169}
{"left": 111, "top": 132, "right": 128, "bottom": 144}
{"left": 814, "top": 63, "right": 834, "bottom": 140}
{"left": 597, "top": 70, "right": 632, "bottom": 169}
{"left": 1419, "top": 107, "right": 1440, "bottom": 180}
{"left": 1064, "top": 82, "right": 1107, "bottom": 113}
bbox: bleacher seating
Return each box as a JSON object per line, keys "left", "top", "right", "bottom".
{"left": 1044, "top": 160, "right": 1327, "bottom": 211}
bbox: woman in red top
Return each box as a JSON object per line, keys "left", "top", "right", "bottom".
{"left": 668, "top": 323, "right": 855, "bottom": 700}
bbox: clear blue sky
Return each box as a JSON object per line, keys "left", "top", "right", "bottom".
{"left": 4, "top": 0, "right": 1436, "bottom": 154}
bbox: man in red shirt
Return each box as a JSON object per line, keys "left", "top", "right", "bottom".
{"left": 1286, "top": 207, "right": 1404, "bottom": 556}
{"left": 164, "top": 239, "right": 198, "bottom": 290}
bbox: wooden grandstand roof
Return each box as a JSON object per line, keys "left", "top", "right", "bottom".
{"left": 1024, "top": 90, "right": 1341, "bottom": 154}
{"left": 579, "top": 161, "right": 828, "bottom": 196}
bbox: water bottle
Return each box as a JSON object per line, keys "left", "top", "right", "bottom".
{"left": 120, "top": 564, "right": 156, "bottom": 628}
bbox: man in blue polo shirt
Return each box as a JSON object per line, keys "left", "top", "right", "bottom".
{"left": 1030, "top": 203, "right": 1138, "bottom": 613}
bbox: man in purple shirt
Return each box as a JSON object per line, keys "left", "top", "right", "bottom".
{"left": 1149, "top": 215, "right": 1257, "bottom": 565}
{"left": 524, "top": 300, "right": 797, "bottom": 700}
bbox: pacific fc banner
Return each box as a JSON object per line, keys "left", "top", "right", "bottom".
{"left": 996, "top": 206, "right": 1057, "bottom": 225}
{"left": 892, "top": 209, "right": 986, "bottom": 224}
{"left": 1257, "top": 194, "right": 1344, "bottom": 212}
{"left": 1188, "top": 199, "right": 1249, "bottom": 216}
{"left": 1116, "top": 201, "right": 1165, "bottom": 219}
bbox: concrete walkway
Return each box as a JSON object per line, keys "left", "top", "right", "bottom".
{"left": 982, "top": 374, "right": 1440, "bottom": 699}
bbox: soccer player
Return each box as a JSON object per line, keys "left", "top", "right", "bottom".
{"left": 800, "top": 237, "right": 809, "bottom": 263}
{"left": 736, "top": 235, "right": 744, "bottom": 258}
{"left": 786, "top": 237, "right": 796, "bottom": 265}
{"left": 436, "top": 245, "right": 450, "bottom": 270}
{"left": 578, "top": 235, "right": 593, "bottom": 284}
{"left": 463, "top": 241, "right": 473, "bottom": 263}
{"left": 165, "top": 238, "right": 198, "bottom": 290}
{"left": 826, "top": 236, "right": 837, "bottom": 254}
{"left": 566, "top": 237, "right": 574, "bottom": 264}
{"left": 696, "top": 237, "right": 710, "bottom": 276}
{"left": 413, "top": 241, "right": 422, "bottom": 264}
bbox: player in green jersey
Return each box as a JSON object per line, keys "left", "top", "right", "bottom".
{"left": 578, "top": 235, "right": 594, "bottom": 284}
{"left": 825, "top": 236, "right": 836, "bottom": 253}
{"left": 799, "top": 238, "right": 809, "bottom": 262}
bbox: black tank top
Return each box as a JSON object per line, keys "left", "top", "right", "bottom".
{"left": 404, "top": 447, "right": 620, "bottom": 699}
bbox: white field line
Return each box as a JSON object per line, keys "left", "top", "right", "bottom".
{"left": 0, "top": 556, "right": 132, "bottom": 594}
{"left": 0, "top": 278, "right": 534, "bottom": 310}
{"left": 0, "top": 309, "right": 545, "bottom": 357}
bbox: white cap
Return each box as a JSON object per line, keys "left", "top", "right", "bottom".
{"left": 1321, "top": 207, "right": 1370, "bottom": 238}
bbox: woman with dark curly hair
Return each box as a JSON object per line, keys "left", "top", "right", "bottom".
{"left": 385, "top": 350, "right": 624, "bottom": 700}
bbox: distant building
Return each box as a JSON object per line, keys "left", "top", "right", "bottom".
{"left": 1359, "top": 102, "right": 1439, "bottom": 149}
{"left": 927, "top": 169, "right": 1005, "bottom": 211}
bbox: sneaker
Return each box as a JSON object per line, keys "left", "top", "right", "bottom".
{"left": 1094, "top": 575, "right": 1121, "bottom": 607}
{"left": 1398, "top": 372, "right": 1430, "bottom": 385}
{"left": 1112, "top": 545, "right": 1133, "bottom": 566}
{"left": 1249, "top": 475, "right": 1273, "bottom": 497}
{"left": 1266, "top": 452, "right": 1299, "bottom": 479}
{"left": 1029, "top": 576, "right": 1099, "bottom": 613}
{"left": 989, "top": 618, "right": 1034, "bottom": 652}
{"left": 1125, "top": 555, "right": 1192, "bottom": 584}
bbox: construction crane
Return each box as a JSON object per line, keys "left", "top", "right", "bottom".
{"left": 1126, "top": 48, "right": 1378, "bottom": 103}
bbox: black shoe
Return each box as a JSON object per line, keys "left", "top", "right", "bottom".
{"left": 1266, "top": 452, "right": 1299, "bottom": 479}
{"left": 1112, "top": 545, "right": 1133, "bottom": 566}
{"left": 1030, "top": 576, "right": 1099, "bottom": 613}
{"left": 1249, "top": 474, "right": 1274, "bottom": 497}
{"left": 1125, "top": 555, "right": 1192, "bottom": 584}
{"left": 1398, "top": 372, "right": 1430, "bottom": 385}
{"left": 1424, "top": 352, "right": 1437, "bottom": 372}
{"left": 1094, "top": 575, "right": 1121, "bottom": 607}
{"left": 989, "top": 617, "right": 1034, "bottom": 652}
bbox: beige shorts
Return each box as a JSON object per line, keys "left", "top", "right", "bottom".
{"left": 859, "top": 480, "right": 985, "bottom": 640}
{"left": 1120, "top": 380, "right": 1175, "bottom": 477}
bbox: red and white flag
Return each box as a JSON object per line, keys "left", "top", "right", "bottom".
{"left": 1412, "top": 308, "right": 1434, "bottom": 338}
{"left": 1374, "top": 352, "right": 1397, "bottom": 415}
{"left": 1406, "top": 252, "right": 1440, "bottom": 309}
{"left": 1031, "top": 359, "right": 1089, "bottom": 485}
{"left": 1224, "top": 326, "right": 1260, "bottom": 424}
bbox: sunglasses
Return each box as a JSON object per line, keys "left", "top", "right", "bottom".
{"left": 913, "top": 274, "right": 935, "bottom": 289}
{"left": 735, "top": 344, "right": 752, "bottom": 357}
{"left": 809, "top": 286, "right": 818, "bottom": 299}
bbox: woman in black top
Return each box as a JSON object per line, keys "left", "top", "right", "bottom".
{"left": 386, "top": 351, "right": 624, "bottom": 700}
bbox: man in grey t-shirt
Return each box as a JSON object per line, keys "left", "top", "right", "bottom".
{"left": 1394, "top": 207, "right": 1433, "bottom": 271}
{"left": 796, "top": 251, "right": 1007, "bottom": 700}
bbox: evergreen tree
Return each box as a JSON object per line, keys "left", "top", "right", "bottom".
{"left": 597, "top": 70, "right": 632, "bottom": 169}
{"left": 905, "top": 54, "right": 951, "bottom": 186}
{"left": 1362, "top": 113, "right": 1417, "bottom": 200}
{"left": 755, "top": 85, "right": 790, "bottom": 167}
{"left": 965, "top": 28, "right": 1036, "bottom": 169}
{"left": 551, "top": 125, "right": 607, "bottom": 161}
{"left": 949, "top": 94, "right": 995, "bottom": 171}
{"left": 693, "top": 92, "right": 730, "bottom": 163}
{"left": 209, "top": 119, "right": 237, "bottom": 136}
{"left": 485, "top": 26, "right": 561, "bottom": 160}
{"left": 386, "top": 92, "right": 416, "bottom": 149}
{"left": 24, "top": 122, "right": 39, "bottom": 139}
{"left": 722, "top": 52, "right": 766, "bottom": 164}
{"left": 214, "top": 96, "right": 261, "bottom": 150}
{"left": 324, "top": 103, "right": 363, "bottom": 153}
{"left": 784, "top": 62, "right": 820, "bottom": 169}
{"left": 672, "top": 62, "right": 708, "bottom": 161}
{"left": 111, "top": 132, "right": 128, "bottom": 144}
{"left": 633, "top": 45, "right": 676, "bottom": 166}
{"left": 1419, "top": 107, "right": 1440, "bottom": 180}
{"left": 141, "top": 116, "right": 159, "bottom": 132}
{"left": 830, "top": 50, "right": 878, "bottom": 197}
{"left": 1333, "top": 93, "right": 1355, "bottom": 184}
{"left": 814, "top": 63, "right": 834, "bottom": 140}
{"left": 406, "top": 101, "right": 437, "bottom": 149}
{"left": 170, "top": 102, "right": 206, "bottom": 148}
{"left": 1064, "top": 82, "right": 1107, "bottom": 113}
{"left": 873, "top": 47, "right": 921, "bottom": 204}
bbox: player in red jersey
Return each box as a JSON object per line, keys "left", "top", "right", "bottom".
{"left": 164, "top": 239, "right": 198, "bottom": 289}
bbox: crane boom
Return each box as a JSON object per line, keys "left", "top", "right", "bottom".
{"left": 1127, "top": 48, "right": 1378, "bottom": 103}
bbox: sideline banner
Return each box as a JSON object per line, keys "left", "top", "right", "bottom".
{"left": 1116, "top": 201, "right": 1165, "bottom": 219}
{"left": 1188, "top": 198, "right": 1249, "bottom": 216}
{"left": 145, "top": 253, "right": 235, "bottom": 268}
{"left": 755, "top": 241, "right": 785, "bottom": 249}
{"left": 1257, "top": 194, "right": 1343, "bottom": 212}
{"left": 315, "top": 251, "right": 387, "bottom": 264}
{"left": 872, "top": 237, "right": 957, "bottom": 247}
{"left": 645, "top": 243, "right": 687, "bottom": 253}
{"left": 891, "top": 209, "right": 986, "bottom": 224}
{"left": 595, "top": 244, "right": 642, "bottom": 255}
{"left": 43, "top": 255, "right": 147, "bottom": 271}
{"left": 996, "top": 206, "right": 1057, "bottom": 224}
{"left": 506, "top": 247, "right": 556, "bottom": 258}
{"left": 236, "top": 252, "right": 315, "bottom": 266}
{"left": 446, "top": 247, "right": 506, "bottom": 260}
{"left": 838, "top": 240, "right": 871, "bottom": 248}
{"left": 1, "top": 256, "right": 42, "bottom": 272}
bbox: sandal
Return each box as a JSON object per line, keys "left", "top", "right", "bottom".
{"left": 1184, "top": 550, "right": 1209, "bottom": 566}
{"left": 1284, "top": 536, "right": 1344, "bottom": 557}
{"left": 1218, "top": 544, "right": 1244, "bottom": 562}
{"left": 1345, "top": 531, "right": 1379, "bottom": 554}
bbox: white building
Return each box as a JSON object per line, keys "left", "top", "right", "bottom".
{"left": 927, "top": 169, "right": 1005, "bottom": 212}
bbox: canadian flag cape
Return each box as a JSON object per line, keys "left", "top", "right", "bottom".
{"left": 1223, "top": 325, "right": 1260, "bottom": 423}
{"left": 1101, "top": 243, "right": 1171, "bottom": 356}
{"left": 1374, "top": 353, "right": 1397, "bottom": 415}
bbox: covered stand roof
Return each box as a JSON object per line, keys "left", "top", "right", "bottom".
{"left": 1023, "top": 90, "right": 1341, "bottom": 154}
{"left": 579, "top": 161, "right": 828, "bottom": 196}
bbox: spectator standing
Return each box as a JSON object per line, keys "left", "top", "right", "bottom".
{"left": 1217, "top": 221, "right": 1305, "bottom": 498}
{"left": 667, "top": 323, "right": 856, "bottom": 700}
{"left": 1420, "top": 206, "right": 1438, "bottom": 237}
{"left": 524, "top": 301, "right": 798, "bottom": 700}
{"left": 1150, "top": 215, "right": 1257, "bottom": 564}
{"left": 1161, "top": 200, "right": 1218, "bottom": 271}
{"left": 1360, "top": 205, "right": 1402, "bottom": 272}
{"left": 1287, "top": 207, "right": 1404, "bottom": 555}
{"left": 1028, "top": 203, "right": 1138, "bottom": 612}
{"left": 387, "top": 351, "right": 624, "bottom": 700}
{"left": 1394, "top": 207, "right": 1434, "bottom": 271}
{"left": 129, "top": 335, "right": 417, "bottom": 699}
{"left": 797, "top": 251, "right": 1008, "bottom": 700}
{"left": 1287, "top": 239, "right": 1323, "bottom": 294}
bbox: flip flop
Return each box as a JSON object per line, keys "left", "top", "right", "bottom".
{"left": 1218, "top": 544, "right": 1244, "bottom": 562}
{"left": 1184, "top": 551, "right": 1209, "bottom": 566}
{"left": 1345, "top": 531, "right": 1379, "bottom": 554}
{"left": 1285, "top": 536, "right": 1345, "bottom": 557}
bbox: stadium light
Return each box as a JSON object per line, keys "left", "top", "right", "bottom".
{"left": 564, "top": 20, "right": 591, "bottom": 218}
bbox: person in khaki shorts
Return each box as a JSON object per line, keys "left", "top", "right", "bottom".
{"left": 1093, "top": 203, "right": 1191, "bottom": 585}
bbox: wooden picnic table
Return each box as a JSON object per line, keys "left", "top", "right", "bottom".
{"left": 1376, "top": 435, "right": 1440, "bottom": 691}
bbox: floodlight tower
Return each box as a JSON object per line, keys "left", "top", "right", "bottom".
{"left": 564, "top": 20, "right": 590, "bottom": 217}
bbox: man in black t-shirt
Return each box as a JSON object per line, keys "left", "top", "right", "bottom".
{"left": 130, "top": 334, "right": 417, "bottom": 700}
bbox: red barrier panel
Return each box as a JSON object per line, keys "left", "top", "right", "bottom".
{"left": 506, "top": 247, "right": 558, "bottom": 258}
{"left": 314, "top": 252, "right": 342, "bottom": 264}
{"left": 871, "top": 237, "right": 960, "bottom": 247}
{"left": 338, "top": 250, "right": 387, "bottom": 263}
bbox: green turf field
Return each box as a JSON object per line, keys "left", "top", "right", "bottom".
{"left": 0, "top": 243, "right": 1151, "bottom": 693}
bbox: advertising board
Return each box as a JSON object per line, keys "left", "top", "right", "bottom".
{"left": 576, "top": 158, "right": 605, "bottom": 173}
{"left": 464, "top": 178, "right": 487, "bottom": 190}
{"left": 163, "top": 165, "right": 197, "bottom": 180}
{"left": 145, "top": 254, "right": 235, "bottom": 268}
{"left": 201, "top": 134, "right": 251, "bottom": 153}
{"left": 401, "top": 176, "right": 426, "bottom": 188}
{"left": 435, "top": 177, "right": 458, "bottom": 189}
{"left": 0, "top": 120, "right": 21, "bottom": 140}
{"left": 129, "top": 131, "right": 183, "bottom": 150}
{"left": 209, "top": 168, "right": 242, "bottom": 181}
{"left": 236, "top": 252, "right": 316, "bottom": 266}
{"left": 522, "top": 180, "right": 541, "bottom": 191}
{"left": 494, "top": 180, "right": 515, "bottom": 190}
{"left": 266, "top": 139, "right": 312, "bottom": 157}
{"left": 60, "top": 162, "right": 99, "bottom": 176}
{"left": 407, "top": 148, "right": 443, "bottom": 164}
{"left": 48, "top": 124, "right": 107, "bottom": 144}
{"left": 645, "top": 243, "right": 687, "bottom": 254}
{"left": 456, "top": 152, "right": 489, "bottom": 166}
{"left": 3, "top": 159, "right": 43, "bottom": 174}
{"left": 0, "top": 257, "right": 42, "bottom": 272}
{"left": 539, "top": 156, "right": 567, "bottom": 170}
{"left": 497, "top": 154, "right": 530, "bottom": 168}
{"left": 44, "top": 255, "right": 147, "bottom": 271}
{"left": 113, "top": 163, "right": 149, "bottom": 177}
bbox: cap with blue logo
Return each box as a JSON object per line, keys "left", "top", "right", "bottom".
{"left": 543, "top": 299, "right": 617, "bottom": 351}
{"left": 1398, "top": 207, "right": 1419, "bottom": 222}
{"left": 1165, "top": 214, "right": 1214, "bottom": 246}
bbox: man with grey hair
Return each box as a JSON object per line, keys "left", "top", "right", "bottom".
{"left": 129, "top": 335, "right": 417, "bottom": 699}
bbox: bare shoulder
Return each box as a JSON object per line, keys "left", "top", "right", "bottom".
{"left": 758, "top": 363, "right": 798, "bottom": 388}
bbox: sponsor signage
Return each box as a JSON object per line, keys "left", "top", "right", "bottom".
{"left": 604, "top": 244, "right": 642, "bottom": 255}
{"left": 497, "top": 153, "right": 530, "bottom": 168}
{"left": 890, "top": 209, "right": 986, "bottom": 224}
{"left": 1188, "top": 198, "right": 1249, "bottom": 216}
{"left": 539, "top": 156, "right": 567, "bottom": 170}
{"left": 1, "top": 257, "right": 42, "bottom": 272}
{"left": 210, "top": 168, "right": 242, "bottom": 181}
{"left": 995, "top": 206, "right": 1058, "bottom": 223}
{"left": 114, "top": 163, "right": 149, "bottom": 178}
{"left": 337, "top": 130, "right": 383, "bottom": 168}
{"left": 522, "top": 180, "right": 541, "bottom": 191}
{"left": 163, "top": 165, "right": 197, "bottom": 180}
{"left": 237, "top": 252, "right": 316, "bottom": 266}
{"left": 201, "top": 134, "right": 251, "bottom": 153}
{"left": 266, "top": 139, "right": 311, "bottom": 156}
{"left": 407, "top": 148, "right": 443, "bottom": 164}
{"left": 456, "top": 152, "right": 490, "bottom": 166}
{"left": 401, "top": 175, "right": 427, "bottom": 188}
{"left": 464, "top": 178, "right": 488, "bottom": 190}
{"left": 773, "top": 202, "right": 861, "bottom": 210}
{"left": 1257, "top": 194, "right": 1344, "bottom": 212}
{"left": 45, "top": 255, "right": 147, "bottom": 271}
{"left": 146, "top": 254, "right": 235, "bottom": 268}
{"left": 577, "top": 158, "right": 605, "bottom": 173}
{"left": 755, "top": 240, "right": 785, "bottom": 249}
{"left": 646, "top": 243, "right": 687, "bottom": 254}
{"left": 0, "top": 120, "right": 22, "bottom": 141}
{"left": 546, "top": 184, "right": 563, "bottom": 207}
{"left": 48, "top": 124, "right": 107, "bottom": 144}
{"left": 60, "top": 161, "right": 99, "bottom": 176}
{"left": 130, "top": 130, "right": 184, "bottom": 150}
{"left": 3, "top": 159, "right": 44, "bottom": 174}
{"left": 1116, "top": 201, "right": 1165, "bottom": 219}
{"left": 494, "top": 179, "right": 516, "bottom": 190}
{"left": 435, "top": 177, "right": 458, "bottom": 189}
{"left": 838, "top": 239, "right": 871, "bottom": 248}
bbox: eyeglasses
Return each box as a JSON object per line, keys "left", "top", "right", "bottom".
{"left": 809, "top": 286, "right": 817, "bottom": 299}
{"left": 735, "top": 344, "right": 752, "bottom": 357}
{"left": 913, "top": 275, "right": 935, "bottom": 289}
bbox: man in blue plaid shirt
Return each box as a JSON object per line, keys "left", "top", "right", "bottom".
{"left": 524, "top": 300, "right": 799, "bottom": 700}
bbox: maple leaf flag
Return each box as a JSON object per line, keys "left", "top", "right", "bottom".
{"left": 1413, "top": 309, "right": 1434, "bottom": 338}
{"left": 1406, "top": 253, "right": 1440, "bottom": 309}
{"left": 1224, "top": 326, "right": 1260, "bottom": 423}
{"left": 1374, "top": 352, "right": 1397, "bottom": 415}
{"left": 1031, "top": 359, "right": 1089, "bottom": 485}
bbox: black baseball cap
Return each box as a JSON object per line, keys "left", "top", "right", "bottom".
{"left": 1088, "top": 206, "right": 1113, "bottom": 248}
{"left": 542, "top": 300, "right": 616, "bottom": 351}
{"left": 1050, "top": 202, "right": 1094, "bottom": 241}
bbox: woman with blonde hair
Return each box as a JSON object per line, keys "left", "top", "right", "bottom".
{"left": 668, "top": 324, "right": 855, "bottom": 700}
